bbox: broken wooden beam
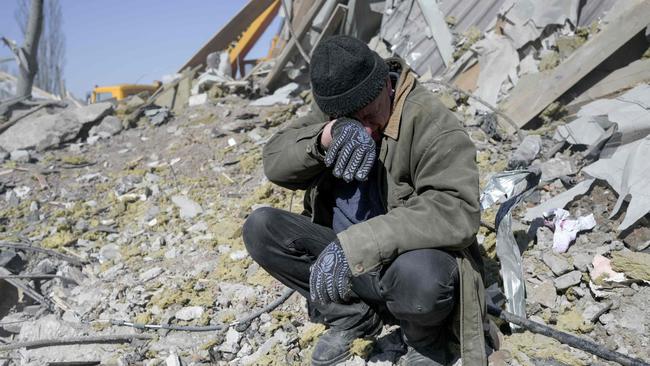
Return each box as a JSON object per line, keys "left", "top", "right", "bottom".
{"left": 309, "top": 4, "right": 348, "bottom": 58}
{"left": 566, "top": 59, "right": 650, "bottom": 113}
{"left": 0, "top": 242, "right": 85, "bottom": 266}
{"left": 261, "top": 0, "right": 327, "bottom": 92}
{"left": 178, "top": 0, "right": 277, "bottom": 73}
{"left": 498, "top": 0, "right": 650, "bottom": 133}
{"left": 0, "top": 267, "right": 54, "bottom": 311}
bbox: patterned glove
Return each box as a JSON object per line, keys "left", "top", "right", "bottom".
{"left": 310, "top": 240, "right": 352, "bottom": 305}
{"left": 324, "top": 117, "right": 376, "bottom": 182}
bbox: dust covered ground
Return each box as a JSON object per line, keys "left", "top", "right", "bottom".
{"left": 0, "top": 87, "right": 649, "bottom": 365}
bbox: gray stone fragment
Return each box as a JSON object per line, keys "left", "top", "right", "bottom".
{"left": 4, "top": 190, "right": 19, "bottom": 206}
{"left": 554, "top": 270, "right": 582, "bottom": 290}
{"left": 540, "top": 157, "right": 576, "bottom": 182}
{"left": 508, "top": 135, "right": 542, "bottom": 168}
{"left": 35, "top": 258, "right": 57, "bottom": 274}
{"left": 219, "top": 327, "right": 243, "bottom": 354}
{"left": 92, "top": 115, "right": 123, "bottom": 136}
{"left": 174, "top": 306, "right": 204, "bottom": 321}
{"left": 572, "top": 252, "right": 593, "bottom": 272}
{"left": 535, "top": 226, "right": 554, "bottom": 250}
{"left": 139, "top": 267, "right": 163, "bottom": 282}
{"left": 99, "top": 244, "right": 121, "bottom": 263}
{"left": 528, "top": 280, "right": 557, "bottom": 308}
{"left": 188, "top": 221, "right": 208, "bottom": 233}
{"left": 542, "top": 252, "right": 572, "bottom": 276}
{"left": 582, "top": 301, "right": 612, "bottom": 323}
{"left": 165, "top": 352, "right": 181, "bottom": 366}
{"left": 171, "top": 195, "right": 203, "bottom": 219}
{"left": 143, "top": 205, "right": 160, "bottom": 222}
{"left": 0, "top": 103, "right": 113, "bottom": 151}
{"left": 10, "top": 149, "right": 31, "bottom": 163}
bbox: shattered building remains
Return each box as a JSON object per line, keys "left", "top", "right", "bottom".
{"left": 0, "top": 0, "right": 649, "bottom": 364}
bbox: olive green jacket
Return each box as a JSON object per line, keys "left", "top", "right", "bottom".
{"left": 262, "top": 58, "right": 487, "bottom": 365}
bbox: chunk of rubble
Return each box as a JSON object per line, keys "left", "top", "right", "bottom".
{"left": 554, "top": 270, "right": 582, "bottom": 291}
{"left": 171, "top": 195, "right": 203, "bottom": 219}
{"left": 542, "top": 252, "right": 572, "bottom": 276}
{"left": 174, "top": 306, "right": 204, "bottom": 321}
{"left": 0, "top": 102, "right": 113, "bottom": 152}
{"left": 527, "top": 279, "right": 557, "bottom": 308}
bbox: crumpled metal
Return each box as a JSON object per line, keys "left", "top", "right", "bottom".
{"left": 481, "top": 169, "right": 540, "bottom": 328}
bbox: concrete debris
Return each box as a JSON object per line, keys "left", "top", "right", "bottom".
{"left": 0, "top": 102, "right": 113, "bottom": 151}
{"left": 542, "top": 252, "right": 572, "bottom": 276}
{"left": 500, "top": 0, "right": 579, "bottom": 49}
{"left": 9, "top": 149, "right": 31, "bottom": 163}
{"left": 250, "top": 82, "right": 298, "bottom": 106}
{"left": 554, "top": 270, "right": 582, "bottom": 291}
{"left": 171, "top": 195, "right": 203, "bottom": 219}
{"left": 188, "top": 93, "right": 208, "bottom": 107}
{"left": 174, "top": 306, "right": 204, "bottom": 321}
{"left": 524, "top": 179, "right": 595, "bottom": 222}
{"left": 471, "top": 33, "right": 519, "bottom": 112}
{"left": 540, "top": 156, "right": 576, "bottom": 182}
{"left": 1, "top": 2, "right": 649, "bottom": 365}
{"left": 90, "top": 115, "right": 123, "bottom": 137}
{"left": 508, "top": 134, "right": 541, "bottom": 169}
{"left": 145, "top": 107, "right": 170, "bottom": 126}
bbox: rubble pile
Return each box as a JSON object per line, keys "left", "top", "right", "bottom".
{"left": 1, "top": 0, "right": 650, "bottom": 365}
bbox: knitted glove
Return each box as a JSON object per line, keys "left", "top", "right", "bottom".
{"left": 324, "top": 117, "right": 377, "bottom": 182}
{"left": 310, "top": 240, "right": 352, "bottom": 305}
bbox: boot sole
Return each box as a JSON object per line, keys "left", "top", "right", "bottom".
{"left": 311, "top": 317, "right": 383, "bottom": 365}
{"left": 311, "top": 349, "right": 352, "bottom": 366}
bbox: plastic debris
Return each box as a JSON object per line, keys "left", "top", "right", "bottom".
{"left": 544, "top": 208, "right": 596, "bottom": 253}
{"left": 481, "top": 169, "right": 540, "bottom": 326}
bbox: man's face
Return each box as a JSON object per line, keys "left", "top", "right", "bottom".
{"left": 352, "top": 76, "right": 392, "bottom": 141}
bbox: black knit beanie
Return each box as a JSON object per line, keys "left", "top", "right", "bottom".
{"left": 310, "top": 35, "right": 389, "bottom": 118}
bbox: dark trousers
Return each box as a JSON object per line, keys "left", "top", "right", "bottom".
{"left": 242, "top": 207, "right": 459, "bottom": 347}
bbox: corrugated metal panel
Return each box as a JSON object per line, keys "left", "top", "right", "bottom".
{"left": 577, "top": 0, "right": 616, "bottom": 27}
{"left": 380, "top": 0, "right": 505, "bottom": 77}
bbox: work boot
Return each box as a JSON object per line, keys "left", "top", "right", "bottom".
{"left": 401, "top": 345, "right": 448, "bottom": 366}
{"left": 311, "top": 313, "right": 382, "bottom": 366}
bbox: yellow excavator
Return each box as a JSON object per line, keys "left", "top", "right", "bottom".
{"left": 90, "top": 82, "right": 161, "bottom": 104}
{"left": 91, "top": 0, "right": 281, "bottom": 103}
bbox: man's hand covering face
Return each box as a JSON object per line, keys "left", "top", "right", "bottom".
{"left": 324, "top": 117, "right": 376, "bottom": 182}
{"left": 310, "top": 240, "right": 352, "bottom": 305}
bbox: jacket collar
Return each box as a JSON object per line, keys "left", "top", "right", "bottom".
{"left": 383, "top": 57, "right": 416, "bottom": 140}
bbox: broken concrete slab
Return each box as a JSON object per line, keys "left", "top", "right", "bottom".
{"left": 9, "top": 149, "right": 31, "bottom": 163}
{"left": 554, "top": 270, "right": 582, "bottom": 290}
{"left": 251, "top": 82, "right": 298, "bottom": 106}
{"left": 0, "top": 102, "right": 113, "bottom": 151}
{"left": 542, "top": 252, "right": 572, "bottom": 276}
{"left": 508, "top": 135, "right": 541, "bottom": 168}
{"left": 471, "top": 33, "right": 519, "bottom": 112}
{"left": 188, "top": 93, "right": 208, "bottom": 107}
{"left": 91, "top": 115, "right": 123, "bottom": 137}
{"left": 527, "top": 279, "right": 557, "bottom": 308}
{"left": 539, "top": 156, "right": 576, "bottom": 181}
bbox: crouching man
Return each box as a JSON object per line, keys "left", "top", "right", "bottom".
{"left": 243, "top": 35, "right": 487, "bottom": 366}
